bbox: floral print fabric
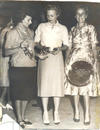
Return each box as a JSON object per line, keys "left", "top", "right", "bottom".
{"left": 65, "top": 23, "right": 100, "bottom": 96}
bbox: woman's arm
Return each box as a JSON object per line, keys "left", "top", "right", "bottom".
{"left": 89, "top": 25, "right": 98, "bottom": 59}
{"left": 5, "top": 46, "right": 20, "bottom": 56}
{"left": 64, "top": 27, "right": 73, "bottom": 64}
{"left": 5, "top": 30, "right": 21, "bottom": 56}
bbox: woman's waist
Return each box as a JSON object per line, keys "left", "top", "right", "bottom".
{"left": 73, "top": 41, "right": 91, "bottom": 47}
{"left": 72, "top": 44, "right": 92, "bottom": 50}
{"left": 11, "top": 62, "right": 36, "bottom": 67}
{"left": 40, "top": 43, "right": 62, "bottom": 51}
{"left": 10, "top": 55, "right": 36, "bottom": 67}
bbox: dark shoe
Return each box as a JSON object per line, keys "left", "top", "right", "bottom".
{"left": 73, "top": 118, "right": 80, "bottom": 122}
{"left": 54, "top": 122, "right": 60, "bottom": 125}
{"left": 84, "top": 121, "right": 90, "bottom": 125}
{"left": 23, "top": 120, "right": 32, "bottom": 125}
{"left": 32, "top": 104, "right": 39, "bottom": 107}
{"left": 84, "top": 114, "right": 90, "bottom": 125}
{"left": 18, "top": 121, "right": 25, "bottom": 129}
{"left": 44, "top": 122, "right": 50, "bottom": 125}
{"left": 74, "top": 112, "right": 80, "bottom": 122}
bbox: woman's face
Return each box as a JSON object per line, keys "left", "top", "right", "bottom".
{"left": 76, "top": 8, "right": 87, "bottom": 24}
{"left": 22, "top": 15, "right": 32, "bottom": 27}
{"left": 47, "top": 9, "right": 58, "bottom": 23}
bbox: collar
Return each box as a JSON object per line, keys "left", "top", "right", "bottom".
{"left": 76, "top": 22, "right": 87, "bottom": 29}
{"left": 47, "top": 20, "right": 59, "bottom": 27}
{"left": 17, "top": 23, "right": 29, "bottom": 33}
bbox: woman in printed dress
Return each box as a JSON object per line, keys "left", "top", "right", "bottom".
{"left": 65, "top": 6, "right": 99, "bottom": 124}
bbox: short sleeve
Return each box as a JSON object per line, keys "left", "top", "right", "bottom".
{"left": 89, "top": 25, "right": 98, "bottom": 48}
{"left": 62, "top": 26, "right": 69, "bottom": 47}
{"left": 0, "top": 30, "right": 6, "bottom": 47}
{"left": 5, "top": 29, "right": 20, "bottom": 49}
{"left": 34, "top": 24, "right": 42, "bottom": 43}
{"left": 69, "top": 28, "right": 73, "bottom": 44}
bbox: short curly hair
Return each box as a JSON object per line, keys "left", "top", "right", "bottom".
{"left": 45, "top": 4, "right": 61, "bottom": 17}
{"left": 14, "top": 9, "right": 32, "bottom": 25}
{"left": 76, "top": 6, "right": 88, "bottom": 16}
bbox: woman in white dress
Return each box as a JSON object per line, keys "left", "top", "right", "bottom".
{"left": 34, "top": 5, "right": 69, "bottom": 125}
{"left": 65, "top": 6, "right": 99, "bottom": 124}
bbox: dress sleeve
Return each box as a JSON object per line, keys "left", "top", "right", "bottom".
{"left": 62, "top": 26, "right": 69, "bottom": 47}
{"left": 89, "top": 25, "right": 98, "bottom": 48}
{"left": 34, "top": 24, "right": 41, "bottom": 43}
{"left": 89, "top": 25, "right": 98, "bottom": 59}
{"left": 5, "top": 29, "right": 20, "bottom": 49}
{"left": 68, "top": 27, "right": 74, "bottom": 49}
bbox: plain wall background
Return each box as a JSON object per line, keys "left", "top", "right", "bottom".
{"left": 0, "top": 2, "right": 99, "bottom": 34}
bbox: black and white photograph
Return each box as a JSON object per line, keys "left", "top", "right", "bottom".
{"left": 0, "top": 1, "right": 100, "bottom": 130}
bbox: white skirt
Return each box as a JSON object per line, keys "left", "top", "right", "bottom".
{"left": 37, "top": 52, "right": 64, "bottom": 97}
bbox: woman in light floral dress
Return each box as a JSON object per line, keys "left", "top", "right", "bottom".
{"left": 65, "top": 6, "right": 100, "bottom": 125}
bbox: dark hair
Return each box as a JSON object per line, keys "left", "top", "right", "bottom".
{"left": 14, "top": 9, "right": 32, "bottom": 25}
{"left": 45, "top": 4, "right": 61, "bottom": 17}
{"left": 76, "top": 6, "right": 88, "bottom": 16}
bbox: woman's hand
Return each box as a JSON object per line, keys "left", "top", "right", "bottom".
{"left": 35, "top": 53, "right": 48, "bottom": 60}
{"left": 51, "top": 48, "right": 60, "bottom": 55}
{"left": 20, "top": 40, "right": 29, "bottom": 48}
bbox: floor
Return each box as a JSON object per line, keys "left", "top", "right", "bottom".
{"left": 3, "top": 96, "right": 100, "bottom": 130}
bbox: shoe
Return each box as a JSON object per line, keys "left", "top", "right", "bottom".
{"left": 54, "top": 111, "right": 60, "bottom": 125}
{"left": 84, "top": 121, "right": 90, "bottom": 125}
{"left": 84, "top": 113, "right": 90, "bottom": 125}
{"left": 32, "top": 104, "right": 39, "bottom": 107}
{"left": 73, "top": 112, "right": 80, "bottom": 122}
{"left": 43, "top": 111, "right": 50, "bottom": 125}
{"left": 6, "top": 104, "right": 13, "bottom": 110}
{"left": 73, "top": 118, "right": 80, "bottom": 122}
{"left": 23, "top": 119, "right": 32, "bottom": 125}
{"left": 18, "top": 121, "right": 25, "bottom": 129}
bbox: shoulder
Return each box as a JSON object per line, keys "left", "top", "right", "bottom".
{"left": 7, "top": 27, "right": 19, "bottom": 38}
{"left": 7, "top": 28, "right": 17, "bottom": 34}
{"left": 87, "top": 24, "right": 96, "bottom": 31}
{"left": 58, "top": 23, "right": 68, "bottom": 32}
{"left": 36, "top": 22, "right": 50, "bottom": 32}
{"left": 88, "top": 24, "right": 95, "bottom": 28}
{"left": 37, "top": 23, "right": 46, "bottom": 28}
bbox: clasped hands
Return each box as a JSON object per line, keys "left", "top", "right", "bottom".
{"left": 35, "top": 45, "right": 61, "bottom": 60}
{"left": 50, "top": 48, "right": 60, "bottom": 55}
{"left": 20, "top": 40, "right": 34, "bottom": 59}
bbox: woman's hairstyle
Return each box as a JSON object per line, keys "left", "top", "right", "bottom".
{"left": 75, "top": 6, "right": 88, "bottom": 16}
{"left": 14, "top": 9, "right": 32, "bottom": 25}
{"left": 45, "top": 4, "right": 61, "bottom": 17}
